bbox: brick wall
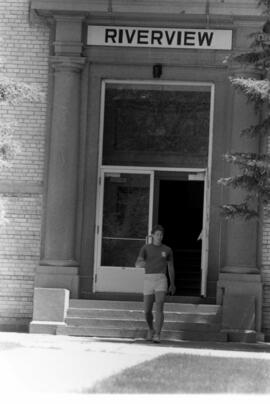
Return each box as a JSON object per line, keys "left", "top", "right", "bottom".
{"left": 261, "top": 118, "right": 270, "bottom": 339}
{"left": 262, "top": 207, "right": 270, "bottom": 340}
{"left": 0, "top": 0, "right": 49, "bottom": 330}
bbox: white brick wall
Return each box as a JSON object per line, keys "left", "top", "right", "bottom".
{"left": 0, "top": 0, "right": 49, "bottom": 330}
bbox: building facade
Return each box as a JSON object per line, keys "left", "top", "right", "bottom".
{"left": 1, "top": 0, "right": 270, "bottom": 340}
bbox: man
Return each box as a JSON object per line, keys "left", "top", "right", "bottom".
{"left": 135, "top": 225, "right": 176, "bottom": 343}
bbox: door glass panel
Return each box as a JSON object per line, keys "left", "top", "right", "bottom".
{"left": 103, "top": 83, "right": 211, "bottom": 168}
{"left": 101, "top": 173, "right": 150, "bottom": 267}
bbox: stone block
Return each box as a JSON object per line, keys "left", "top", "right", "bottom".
{"left": 32, "top": 287, "right": 70, "bottom": 322}
{"left": 222, "top": 293, "right": 255, "bottom": 330}
{"left": 217, "top": 273, "right": 262, "bottom": 331}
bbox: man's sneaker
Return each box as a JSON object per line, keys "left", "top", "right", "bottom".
{"left": 153, "top": 334, "right": 161, "bottom": 343}
{"left": 146, "top": 329, "right": 154, "bottom": 341}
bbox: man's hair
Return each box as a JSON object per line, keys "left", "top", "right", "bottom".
{"left": 151, "top": 224, "right": 164, "bottom": 234}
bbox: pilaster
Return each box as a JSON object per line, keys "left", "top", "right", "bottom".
{"left": 217, "top": 64, "right": 263, "bottom": 334}
{"left": 221, "top": 64, "right": 261, "bottom": 275}
{"left": 36, "top": 15, "right": 86, "bottom": 298}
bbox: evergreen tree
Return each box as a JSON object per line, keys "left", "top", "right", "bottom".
{"left": 219, "top": 0, "right": 270, "bottom": 220}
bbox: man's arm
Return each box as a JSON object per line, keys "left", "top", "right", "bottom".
{"left": 135, "top": 246, "right": 146, "bottom": 268}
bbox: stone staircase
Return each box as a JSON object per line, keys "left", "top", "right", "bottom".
{"left": 56, "top": 299, "right": 228, "bottom": 342}
{"left": 174, "top": 249, "right": 201, "bottom": 296}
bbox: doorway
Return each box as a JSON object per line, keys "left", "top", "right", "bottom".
{"left": 94, "top": 168, "right": 207, "bottom": 295}
{"left": 154, "top": 173, "right": 204, "bottom": 296}
{"left": 93, "top": 80, "right": 213, "bottom": 296}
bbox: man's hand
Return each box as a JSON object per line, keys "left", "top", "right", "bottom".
{"left": 168, "top": 283, "right": 176, "bottom": 295}
{"left": 135, "top": 257, "right": 146, "bottom": 268}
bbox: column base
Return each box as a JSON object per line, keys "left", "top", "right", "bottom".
{"left": 35, "top": 265, "right": 79, "bottom": 298}
{"left": 224, "top": 330, "right": 264, "bottom": 343}
{"left": 217, "top": 272, "right": 263, "bottom": 332}
{"left": 29, "top": 321, "right": 66, "bottom": 335}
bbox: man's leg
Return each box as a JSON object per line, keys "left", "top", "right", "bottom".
{"left": 153, "top": 291, "right": 166, "bottom": 341}
{"left": 144, "top": 294, "right": 155, "bottom": 337}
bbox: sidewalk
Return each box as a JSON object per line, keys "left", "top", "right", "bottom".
{"left": 0, "top": 331, "right": 270, "bottom": 400}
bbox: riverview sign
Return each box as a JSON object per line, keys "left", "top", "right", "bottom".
{"left": 87, "top": 26, "right": 232, "bottom": 50}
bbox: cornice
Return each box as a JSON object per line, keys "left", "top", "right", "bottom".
{"left": 30, "top": 0, "right": 262, "bottom": 19}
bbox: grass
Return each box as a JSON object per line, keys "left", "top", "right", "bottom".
{"left": 87, "top": 352, "right": 270, "bottom": 394}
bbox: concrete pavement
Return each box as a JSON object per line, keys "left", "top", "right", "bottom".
{"left": 1, "top": 331, "right": 270, "bottom": 401}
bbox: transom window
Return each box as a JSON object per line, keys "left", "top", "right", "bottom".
{"left": 102, "top": 83, "right": 211, "bottom": 168}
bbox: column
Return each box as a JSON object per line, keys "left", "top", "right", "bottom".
{"left": 35, "top": 16, "right": 86, "bottom": 298}
{"left": 42, "top": 56, "right": 85, "bottom": 265}
{"left": 222, "top": 65, "right": 260, "bottom": 273}
{"left": 217, "top": 65, "right": 263, "bottom": 336}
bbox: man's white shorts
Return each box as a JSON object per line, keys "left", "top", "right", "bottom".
{"left": 143, "top": 273, "right": 168, "bottom": 295}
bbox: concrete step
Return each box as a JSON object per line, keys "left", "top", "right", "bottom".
{"left": 70, "top": 299, "right": 221, "bottom": 314}
{"left": 66, "top": 308, "right": 220, "bottom": 323}
{"left": 65, "top": 317, "right": 221, "bottom": 332}
{"left": 56, "top": 325, "right": 227, "bottom": 342}
{"left": 62, "top": 300, "right": 224, "bottom": 343}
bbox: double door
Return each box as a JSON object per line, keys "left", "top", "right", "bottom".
{"left": 94, "top": 168, "right": 209, "bottom": 296}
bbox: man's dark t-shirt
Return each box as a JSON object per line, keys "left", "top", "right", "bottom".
{"left": 138, "top": 244, "right": 173, "bottom": 274}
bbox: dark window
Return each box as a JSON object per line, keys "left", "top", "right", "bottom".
{"left": 102, "top": 84, "right": 211, "bottom": 168}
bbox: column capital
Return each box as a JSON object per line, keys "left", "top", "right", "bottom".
{"left": 50, "top": 56, "right": 86, "bottom": 73}
{"left": 53, "top": 13, "right": 85, "bottom": 56}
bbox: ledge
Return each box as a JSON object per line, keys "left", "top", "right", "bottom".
{"left": 220, "top": 266, "right": 260, "bottom": 275}
{"left": 30, "top": 0, "right": 262, "bottom": 18}
{"left": 218, "top": 272, "right": 261, "bottom": 281}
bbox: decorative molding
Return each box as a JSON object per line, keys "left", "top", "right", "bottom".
{"left": 85, "top": 46, "right": 229, "bottom": 69}
{"left": 49, "top": 55, "right": 86, "bottom": 72}
{"left": 86, "top": 14, "right": 235, "bottom": 29}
